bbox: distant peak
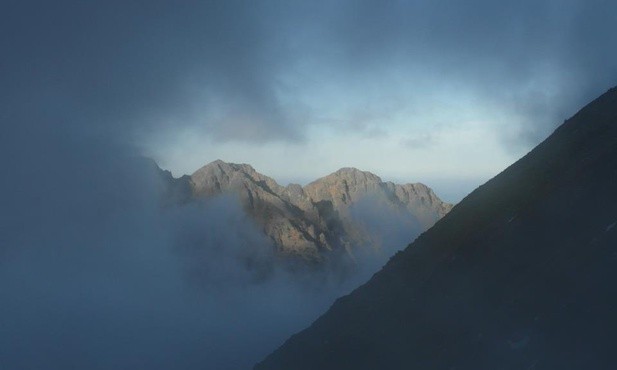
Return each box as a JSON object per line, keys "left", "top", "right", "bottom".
{"left": 210, "top": 159, "right": 252, "bottom": 169}
{"left": 193, "top": 159, "right": 257, "bottom": 175}
{"left": 304, "top": 167, "right": 384, "bottom": 191}
{"left": 334, "top": 167, "right": 366, "bottom": 174}
{"left": 330, "top": 167, "right": 382, "bottom": 181}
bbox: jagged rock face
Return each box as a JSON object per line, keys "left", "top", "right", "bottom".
{"left": 190, "top": 160, "right": 331, "bottom": 260}
{"left": 304, "top": 168, "right": 453, "bottom": 231}
{"left": 254, "top": 88, "right": 617, "bottom": 370}
{"left": 162, "top": 159, "right": 453, "bottom": 261}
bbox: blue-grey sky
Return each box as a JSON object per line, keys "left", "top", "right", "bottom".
{"left": 4, "top": 1, "right": 617, "bottom": 201}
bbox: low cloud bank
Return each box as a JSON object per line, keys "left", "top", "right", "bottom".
{"left": 0, "top": 131, "right": 421, "bottom": 369}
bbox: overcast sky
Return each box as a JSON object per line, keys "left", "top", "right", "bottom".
{"left": 4, "top": 1, "right": 617, "bottom": 201}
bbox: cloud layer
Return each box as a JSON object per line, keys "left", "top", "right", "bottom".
{"left": 0, "top": 141, "right": 416, "bottom": 369}
{"left": 4, "top": 1, "right": 616, "bottom": 147}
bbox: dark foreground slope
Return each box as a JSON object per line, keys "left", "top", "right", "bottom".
{"left": 255, "top": 87, "right": 617, "bottom": 370}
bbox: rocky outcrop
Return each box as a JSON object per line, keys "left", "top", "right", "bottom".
{"left": 304, "top": 168, "right": 452, "bottom": 235}
{"left": 189, "top": 160, "right": 334, "bottom": 261}
{"left": 161, "top": 159, "right": 453, "bottom": 262}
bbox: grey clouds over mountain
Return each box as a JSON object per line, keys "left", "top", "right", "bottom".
{"left": 3, "top": 1, "right": 616, "bottom": 200}
{"left": 3, "top": 0, "right": 616, "bottom": 147}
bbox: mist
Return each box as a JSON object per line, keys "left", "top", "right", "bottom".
{"left": 0, "top": 125, "right": 421, "bottom": 369}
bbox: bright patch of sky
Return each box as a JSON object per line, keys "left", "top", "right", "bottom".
{"left": 147, "top": 101, "right": 525, "bottom": 203}
{"left": 145, "top": 70, "right": 537, "bottom": 202}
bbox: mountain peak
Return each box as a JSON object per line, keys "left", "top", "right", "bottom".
{"left": 190, "top": 159, "right": 282, "bottom": 197}
{"left": 333, "top": 166, "right": 375, "bottom": 175}
{"left": 303, "top": 166, "right": 451, "bottom": 228}
{"left": 333, "top": 166, "right": 380, "bottom": 177}
{"left": 194, "top": 159, "right": 257, "bottom": 176}
{"left": 306, "top": 167, "right": 383, "bottom": 189}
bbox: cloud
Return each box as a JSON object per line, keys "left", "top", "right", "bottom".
{"left": 0, "top": 124, "right": 414, "bottom": 369}
{"left": 4, "top": 1, "right": 616, "bottom": 150}
{"left": 1, "top": 1, "right": 304, "bottom": 143}
{"left": 401, "top": 133, "right": 437, "bottom": 150}
{"left": 292, "top": 0, "right": 617, "bottom": 146}
{"left": 0, "top": 139, "right": 327, "bottom": 369}
{"left": 347, "top": 196, "right": 425, "bottom": 272}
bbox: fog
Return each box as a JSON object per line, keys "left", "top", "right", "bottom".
{"left": 0, "top": 126, "right": 420, "bottom": 369}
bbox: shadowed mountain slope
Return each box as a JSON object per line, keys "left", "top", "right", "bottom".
{"left": 255, "top": 87, "right": 617, "bottom": 369}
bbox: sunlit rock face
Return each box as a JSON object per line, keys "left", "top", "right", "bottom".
{"left": 304, "top": 168, "right": 452, "bottom": 242}
{"left": 159, "top": 159, "right": 452, "bottom": 262}
{"left": 255, "top": 87, "right": 617, "bottom": 370}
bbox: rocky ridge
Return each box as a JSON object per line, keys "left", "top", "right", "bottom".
{"left": 160, "top": 160, "right": 452, "bottom": 261}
